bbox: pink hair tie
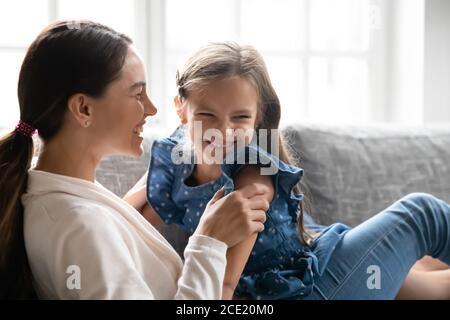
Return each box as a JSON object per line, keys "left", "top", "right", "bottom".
{"left": 15, "top": 120, "right": 37, "bottom": 137}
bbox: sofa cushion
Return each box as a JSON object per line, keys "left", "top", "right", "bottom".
{"left": 283, "top": 124, "right": 450, "bottom": 227}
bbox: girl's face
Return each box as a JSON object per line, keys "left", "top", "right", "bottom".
{"left": 177, "top": 76, "right": 259, "bottom": 163}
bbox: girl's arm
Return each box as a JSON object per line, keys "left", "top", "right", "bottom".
{"left": 123, "top": 171, "right": 164, "bottom": 231}
{"left": 222, "top": 165, "right": 274, "bottom": 299}
{"left": 123, "top": 171, "right": 148, "bottom": 212}
{"left": 142, "top": 203, "right": 164, "bottom": 231}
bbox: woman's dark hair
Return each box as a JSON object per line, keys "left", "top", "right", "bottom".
{"left": 0, "top": 20, "right": 132, "bottom": 299}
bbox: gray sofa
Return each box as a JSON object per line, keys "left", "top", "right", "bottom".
{"left": 95, "top": 124, "right": 450, "bottom": 254}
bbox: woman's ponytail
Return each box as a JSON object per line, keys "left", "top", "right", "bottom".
{"left": 0, "top": 130, "right": 36, "bottom": 299}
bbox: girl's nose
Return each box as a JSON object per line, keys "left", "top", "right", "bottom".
{"left": 218, "top": 122, "right": 234, "bottom": 139}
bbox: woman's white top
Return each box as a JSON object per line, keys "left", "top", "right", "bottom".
{"left": 22, "top": 170, "right": 227, "bottom": 299}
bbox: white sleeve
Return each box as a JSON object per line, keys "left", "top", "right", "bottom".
{"left": 175, "top": 234, "right": 228, "bottom": 300}
{"left": 48, "top": 206, "right": 228, "bottom": 300}
{"left": 50, "top": 207, "right": 154, "bottom": 299}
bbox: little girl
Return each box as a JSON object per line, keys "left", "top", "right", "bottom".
{"left": 145, "top": 42, "right": 450, "bottom": 300}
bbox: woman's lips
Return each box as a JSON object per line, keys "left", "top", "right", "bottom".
{"left": 133, "top": 127, "right": 144, "bottom": 136}
{"left": 133, "top": 121, "right": 146, "bottom": 137}
{"left": 133, "top": 126, "right": 144, "bottom": 137}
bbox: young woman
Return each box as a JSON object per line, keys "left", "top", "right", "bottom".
{"left": 0, "top": 21, "right": 269, "bottom": 299}
{"left": 144, "top": 42, "right": 450, "bottom": 300}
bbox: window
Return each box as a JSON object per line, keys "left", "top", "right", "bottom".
{"left": 150, "top": 0, "right": 384, "bottom": 130}
{"left": 0, "top": 0, "right": 138, "bottom": 129}
{"left": 0, "top": 0, "right": 49, "bottom": 127}
{"left": 0, "top": 0, "right": 386, "bottom": 130}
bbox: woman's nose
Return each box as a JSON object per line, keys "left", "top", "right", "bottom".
{"left": 145, "top": 98, "right": 157, "bottom": 117}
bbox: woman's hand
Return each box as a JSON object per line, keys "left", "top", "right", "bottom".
{"left": 195, "top": 183, "right": 270, "bottom": 248}
{"left": 123, "top": 172, "right": 148, "bottom": 212}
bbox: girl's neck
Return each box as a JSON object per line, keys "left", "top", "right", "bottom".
{"left": 187, "top": 163, "right": 222, "bottom": 186}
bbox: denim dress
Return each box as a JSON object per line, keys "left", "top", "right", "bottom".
{"left": 147, "top": 126, "right": 351, "bottom": 299}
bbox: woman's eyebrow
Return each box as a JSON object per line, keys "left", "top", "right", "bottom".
{"left": 128, "top": 81, "right": 146, "bottom": 92}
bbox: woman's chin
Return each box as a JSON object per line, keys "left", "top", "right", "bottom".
{"left": 131, "top": 145, "right": 144, "bottom": 158}
{"left": 128, "top": 135, "right": 145, "bottom": 157}
{"left": 120, "top": 141, "right": 144, "bottom": 158}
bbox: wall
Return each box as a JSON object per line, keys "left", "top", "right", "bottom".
{"left": 424, "top": 0, "right": 450, "bottom": 123}
{"left": 385, "top": 0, "right": 425, "bottom": 124}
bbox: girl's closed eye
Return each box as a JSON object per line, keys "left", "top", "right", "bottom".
{"left": 197, "top": 112, "right": 215, "bottom": 117}
{"left": 234, "top": 115, "right": 251, "bottom": 120}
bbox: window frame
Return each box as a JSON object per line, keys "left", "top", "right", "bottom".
{"left": 0, "top": 0, "right": 389, "bottom": 129}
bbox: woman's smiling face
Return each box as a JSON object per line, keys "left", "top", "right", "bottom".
{"left": 87, "top": 45, "right": 157, "bottom": 158}
{"left": 178, "top": 76, "right": 259, "bottom": 163}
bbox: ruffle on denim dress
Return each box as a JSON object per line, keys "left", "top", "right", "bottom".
{"left": 147, "top": 126, "right": 351, "bottom": 299}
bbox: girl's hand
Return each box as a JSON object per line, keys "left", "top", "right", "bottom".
{"left": 195, "top": 183, "right": 270, "bottom": 247}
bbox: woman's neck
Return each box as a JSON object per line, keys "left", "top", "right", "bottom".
{"left": 34, "top": 135, "right": 100, "bottom": 182}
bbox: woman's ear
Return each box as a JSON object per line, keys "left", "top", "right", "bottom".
{"left": 174, "top": 95, "right": 187, "bottom": 124}
{"left": 67, "top": 94, "right": 93, "bottom": 128}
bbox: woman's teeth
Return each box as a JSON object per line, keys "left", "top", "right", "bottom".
{"left": 133, "top": 127, "right": 143, "bottom": 136}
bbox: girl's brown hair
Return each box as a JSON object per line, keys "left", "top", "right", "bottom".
{"left": 176, "top": 42, "right": 313, "bottom": 245}
{"left": 0, "top": 20, "right": 132, "bottom": 299}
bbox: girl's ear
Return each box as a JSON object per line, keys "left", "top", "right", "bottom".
{"left": 174, "top": 95, "right": 188, "bottom": 124}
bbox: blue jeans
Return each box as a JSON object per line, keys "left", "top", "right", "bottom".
{"left": 304, "top": 193, "right": 450, "bottom": 300}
